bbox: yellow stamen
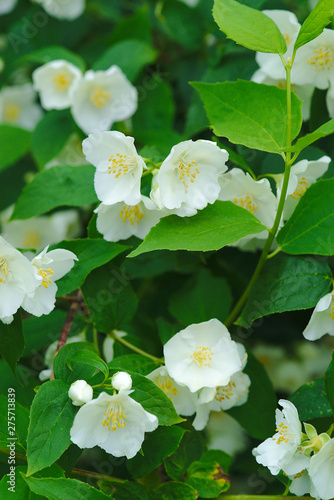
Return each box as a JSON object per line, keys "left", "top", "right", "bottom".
{"left": 178, "top": 159, "right": 200, "bottom": 189}
{"left": 38, "top": 268, "right": 54, "bottom": 288}
{"left": 102, "top": 405, "right": 126, "bottom": 431}
{"left": 157, "top": 378, "right": 178, "bottom": 399}
{"left": 90, "top": 86, "right": 110, "bottom": 108}
{"left": 0, "top": 258, "right": 9, "bottom": 284}
{"left": 119, "top": 205, "right": 144, "bottom": 226}
{"left": 108, "top": 153, "right": 137, "bottom": 178}
{"left": 307, "top": 47, "right": 333, "bottom": 72}
{"left": 23, "top": 231, "right": 41, "bottom": 249}
{"left": 4, "top": 104, "right": 21, "bottom": 122}
{"left": 191, "top": 346, "right": 213, "bottom": 368}
{"left": 233, "top": 195, "right": 258, "bottom": 215}
{"left": 215, "top": 381, "right": 236, "bottom": 402}
{"left": 52, "top": 72, "right": 71, "bottom": 92}
{"left": 273, "top": 422, "right": 293, "bottom": 445}
{"left": 290, "top": 177, "right": 308, "bottom": 200}
{"left": 283, "top": 33, "right": 292, "bottom": 47}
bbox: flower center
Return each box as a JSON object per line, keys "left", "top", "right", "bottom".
{"left": 38, "top": 268, "right": 54, "bottom": 288}
{"left": 191, "top": 346, "right": 213, "bottom": 367}
{"left": 108, "top": 153, "right": 137, "bottom": 178}
{"left": 233, "top": 195, "right": 258, "bottom": 215}
{"left": 274, "top": 422, "right": 294, "bottom": 445}
{"left": 178, "top": 159, "right": 200, "bottom": 189}
{"left": 119, "top": 205, "right": 144, "bottom": 226}
{"left": 4, "top": 104, "right": 21, "bottom": 122}
{"left": 23, "top": 231, "right": 41, "bottom": 249}
{"left": 102, "top": 404, "right": 126, "bottom": 432}
{"left": 307, "top": 47, "right": 333, "bottom": 72}
{"left": 0, "top": 258, "right": 9, "bottom": 284}
{"left": 293, "top": 470, "right": 305, "bottom": 479}
{"left": 90, "top": 86, "right": 110, "bottom": 108}
{"left": 215, "top": 381, "right": 236, "bottom": 402}
{"left": 290, "top": 176, "right": 308, "bottom": 200}
{"left": 52, "top": 72, "right": 71, "bottom": 92}
{"left": 330, "top": 304, "right": 334, "bottom": 320}
{"left": 283, "top": 33, "right": 292, "bottom": 47}
{"left": 157, "top": 378, "right": 178, "bottom": 398}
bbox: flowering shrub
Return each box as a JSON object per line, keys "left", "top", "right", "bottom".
{"left": 1, "top": 0, "right": 334, "bottom": 498}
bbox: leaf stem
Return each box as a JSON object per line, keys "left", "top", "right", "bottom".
{"left": 225, "top": 60, "right": 294, "bottom": 327}
{"left": 109, "top": 331, "right": 164, "bottom": 365}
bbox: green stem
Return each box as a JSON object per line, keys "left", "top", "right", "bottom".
{"left": 93, "top": 327, "right": 100, "bottom": 357}
{"left": 0, "top": 446, "right": 27, "bottom": 462}
{"left": 109, "top": 331, "right": 164, "bottom": 365}
{"left": 225, "top": 60, "right": 294, "bottom": 327}
{"left": 71, "top": 467, "right": 125, "bottom": 483}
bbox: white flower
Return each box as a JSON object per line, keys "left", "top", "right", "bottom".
{"left": 302, "top": 291, "right": 334, "bottom": 341}
{"left": 33, "top": 0, "right": 85, "bottom": 20}
{"left": 1, "top": 208, "right": 80, "bottom": 251}
{"left": 0, "top": 236, "right": 40, "bottom": 324}
{"left": 252, "top": 399, "right": 305, "bottom": 475}
{"left": 276, "top": 156, "right": 330, "bottom": 220}
{"left": 150, "top": 169, "right": 197, "bottom": 217}
{"left": 0, "top": 0, "right": 17, "bottom": 15}
{"left": 22, "top": 246, "right": 78, "bottom": 317}
{"left": 289, "top": 469, "right": 313, "bottom": 496}
{"left": 193, "top": 371, "right": 251, "bottom": 431}
{"left": 70, "top": 66, "right": 137, "bottom": 134}
{"left": 83, "top": 131, "right": 145, "bottom": 205}
{"left": 45, "top": 133, "right": 88, "bottom": 168}
{"left": 292, "top": 29, "right": 334, "bottom": 89}
{"left": 69, "top": 380, "right": 93, "bottom": 406}
{"left": 206, "top": 412, "right": 248, "bottom": 456}
{"left": 112, "top": 372, "right": 132, "bottom": 392}
{"left": 102, "top": 331, "right": 127, "bottom": 363}
{"left": 163, "top": 319, "right": 242, "bottom": 393}
{"left": 325, "top": 82, "right": 334, "bottom": 118}
{"left": 308, "top": 438, "right": 334, "bottom": 500}
{"left": 146, "top": 366, "right": 197, "bottom": 417}
{"left": 156, "top": 140, "right": 228, "bottom": 214}
{"left": 251, "top": 69, "right": 314, "bottom": 121}
{"left": 39, "top": 335, "right": 84, "bottom": 381}
{"left": 70, "top": 390, "right": 158, "bottom": 459}
{"left": 0, "top": 83, "right": 42, "bottom": 130}
{"left": 32, "top": 60, "right": 82, "bottom": 110}
{"left": 95, "top": 196, "right": 161, "bottom": 243}
{"left": 256, "top": 10, "right": 301, "bottom": 81}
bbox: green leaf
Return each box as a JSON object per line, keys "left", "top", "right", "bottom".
{"left": 277, "top": 178, "right": 334, "bottom": 255}
{"left": 22, "top": 45, "right": 86, "bottom": 71}
{"left": 164, "top": 429, "right": 206, "bottom": 481}
{"left": 192, "top": 81, "right": 302, "bottom": 153}
{"left": 99, "top": 480, "right": 148, "bottom": 500}
{"left": 108, "top": 354, "right": 158, "bottom": 376}
{"left": 11, "top": 165, "right": 98, "bottom": 220}
{"left": 325, "top": 352, "right": 334, "bottom": 413}
{"left": 93, "top": 39, "right": 157, "bottom": 81}
{"left": 23, "top": 309, "right": 67, "bottom": 357}
{"left": 107, "top": 369, "right": 183, "bottom": 426}
{"left": 127, "top": 426, "right": 186, "bottom": 478}
{"left": 32, "top": 110, "right": 73, "bottom": 169}
{"left": 0, "top": 312, "right": 24, "bottom": 376}
{"left": 0, "top": 125, "right": 31, "bottom": 172}
{"left": 185, "top": 450, "right": 231, "bottom": 497}
{"left": 53, "top": 342, "right": 97, "bottom": 384}
{"left": 238, "top": 254, "right": 332, "bottom": 328}
{"left": 149, "top": 481, "right": 197, "bottom": 500}
{"left": 213, "top": 0, "right": 287, "bottom": 53}
{"left": 228, "top": 352, "right": 276, "bottom": 439}
{"left": 68, "top": 350, "right": 109, "bottom": 380}
{"left": 294, "top": 0, "right": 334, "bottom": 52}
{"left": 129, "top": 201, "right": 266, "bottom": 257}
{"left": 159, "top": 0, "right": 205, "bottom": 50}
{"left": 0, "top": 395, "right": 29, "bottom": 454}
{"left": 290, "top": 378, "right": 333, "bottom": 420}
{"left": 0, "top": 464, "right": 64, "bottom": 499}
{"left": 51, "top": 238, "right": 129, "bottom": 296}
{"left": 23, "top": 476, "right": 110, "bottom": 499}
{"left": 81, "top": 262, "right": 138, "bottom": 333}
{"left": 169, "top": 268, "right": 232, "bottom": 325}
{"left": 287, "top": 118, "right": 334, "bottom": 152}
{"left": 26, "top": 380, "right": 76, "bottom": 476}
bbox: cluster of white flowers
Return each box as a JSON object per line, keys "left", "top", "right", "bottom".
{"left": 253, "top": 399, "right": 334, "bottom": 499}
{"left": 147, "top": 319, "right": 250, "bottom": 431}
{"left": 252, "top": 8, "right": 334, "bottom": 120}
{"left": 33, "top": 0, "right": 85, "bottom": 20}
{"left": 69, "top": 372, "right": 158, "bottom": 459}
{"left": 0, "top": 236, "right": 77, "bottom": 324}
{"left": 0, "top": 83, "right": 42, "bottom": 130}
{"left": 31, "top": 60, "right": 137, "bottom": 134}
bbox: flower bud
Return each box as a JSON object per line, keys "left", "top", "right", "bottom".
{"left": 112, "top": 371, "right": 132, "bottom": 391}
{"left": 68, "top": 380, "right": 93, "bottom": 406}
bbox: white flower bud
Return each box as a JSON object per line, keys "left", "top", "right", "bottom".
{"left": 68, "top": 380, "right": 93, "bottom": 406}
{"left": 112, "top": 371, "right": 132, "bottom": 391}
